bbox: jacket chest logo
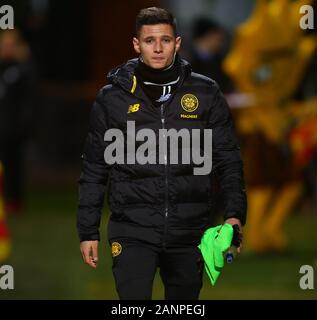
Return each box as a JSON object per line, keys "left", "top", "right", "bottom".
{"left": 181, "top": 94, "right": 199, "bottom": 112}
{"left": 128, "top": 103, "right": 140, "bottom": 113}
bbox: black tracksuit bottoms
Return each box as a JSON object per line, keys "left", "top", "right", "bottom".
{"left": 108, "top": 237, "right": 204, "bottom": 300}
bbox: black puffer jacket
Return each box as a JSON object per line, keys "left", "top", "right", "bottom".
{"left": 77, "top": 57, "right": 247, "bottom": 247}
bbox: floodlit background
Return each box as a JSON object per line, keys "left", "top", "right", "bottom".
{"left": 0, "top": 0, "right": 317, "bottom": 299}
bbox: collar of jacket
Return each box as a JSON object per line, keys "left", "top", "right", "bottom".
{"left": 107, "top": 55, "right": 192, "bottom": 98}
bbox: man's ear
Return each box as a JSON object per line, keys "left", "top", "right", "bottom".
{"left": 133, "top": 37, "right": 141, "bottom": 54}
{"left": 175, "top": 36, "right": 182, "bottom": 52}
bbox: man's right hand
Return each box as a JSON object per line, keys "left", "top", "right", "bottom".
{"left": 80, "top": 240, "right": 99, "bottom": 269}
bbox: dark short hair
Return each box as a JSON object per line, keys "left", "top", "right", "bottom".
{"left": 136, "top": 7, "right": 177, "bottom": 37}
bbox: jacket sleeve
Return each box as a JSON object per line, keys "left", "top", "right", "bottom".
{"left": 208, "top": 85, "right": 247, "bottom": 225}
{"left": 77, "top": 89, "right": 110, "bottom": 241}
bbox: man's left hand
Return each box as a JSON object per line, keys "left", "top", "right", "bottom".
{"left": 224, "top": 217, "right": 243, "bottom": 253}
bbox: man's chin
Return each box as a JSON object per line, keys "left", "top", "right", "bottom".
{"left": 149, "top": 61, "right": 168, "bottom": 69}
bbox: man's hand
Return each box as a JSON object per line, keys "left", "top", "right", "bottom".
{"left": 224, "top": 217, "right": 243, "bottom": 253}
{"left": 80, "top": 240, "right": 99, "bottom": 269}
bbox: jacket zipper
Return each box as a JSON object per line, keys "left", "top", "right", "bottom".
{"left": 161, "top": 104, "right": 168, "bottom": 248}
{"left": 125, "top": 74, "right": 186, "bottom": 247}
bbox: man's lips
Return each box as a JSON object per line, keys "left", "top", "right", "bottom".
{"left": 152, "top": 57, "right": 164, "bottom": 61}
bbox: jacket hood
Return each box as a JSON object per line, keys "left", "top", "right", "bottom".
{"left": 107, "top": 55, "right": 192, "bottom": 93}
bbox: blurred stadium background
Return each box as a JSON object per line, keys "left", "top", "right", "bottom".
{"left": 0, "top": 0, "right": 317, "bottom": 299}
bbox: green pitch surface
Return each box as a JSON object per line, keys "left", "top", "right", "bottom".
{"left": 1, "top": 187, "right": 317, "bottom": 300}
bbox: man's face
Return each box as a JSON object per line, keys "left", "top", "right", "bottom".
{"left": 133, "top": 24, "right": 181, "bottom": 69}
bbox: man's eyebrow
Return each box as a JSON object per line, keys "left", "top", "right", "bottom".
{"left": 143, "top": 35, "right": 173, "bottom": 40}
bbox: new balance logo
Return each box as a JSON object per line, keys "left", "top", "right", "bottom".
{"left": 128, "top": 104, "right": 140, "bottom": 113}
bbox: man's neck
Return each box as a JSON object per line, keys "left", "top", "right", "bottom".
{"left": 135, "top": 55, "right": 180, "bottom": 106}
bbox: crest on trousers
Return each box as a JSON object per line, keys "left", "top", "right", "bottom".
{"left": 111, "top": 242, "right": 122, "bottom": 257}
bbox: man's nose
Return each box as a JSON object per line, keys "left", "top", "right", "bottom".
{"left": 154, "top": 41, "right": 163, "bottom": 53}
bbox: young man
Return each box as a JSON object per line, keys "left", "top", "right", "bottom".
{"left": 77, "top": 7, "right": 247, "bottom": 300}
